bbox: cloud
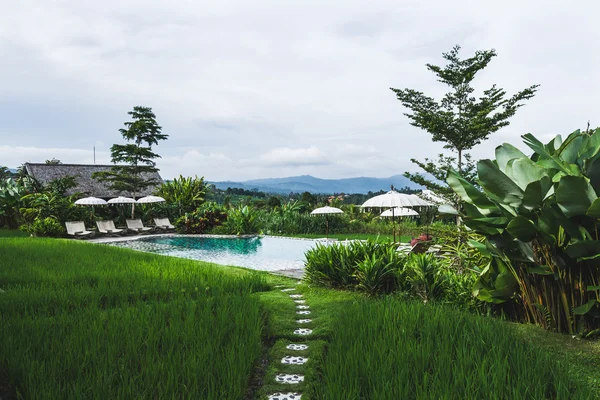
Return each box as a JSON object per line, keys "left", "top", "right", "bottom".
{"left": 1, "top": 0, "right": 599, "bottom": 182}
{"left": 259, "top": 146, "right": 330, "bottom": 167}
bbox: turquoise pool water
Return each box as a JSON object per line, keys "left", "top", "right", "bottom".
{"left": 108, "top": 236, "right": 322, "bottom": 271}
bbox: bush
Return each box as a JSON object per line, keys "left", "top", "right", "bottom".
{"left": 224, "top": 205, "right": 260, "bottom": 235}
{"left": 175, "top": 203, "right": 227, "bottom": 234}
{"left": 20, "top": 217, "right": 65, "bottom": 237}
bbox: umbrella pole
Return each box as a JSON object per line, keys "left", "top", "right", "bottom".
{"left": 393, "top": 208, "right": 396, "bottom": 243}
{"left": 326, "top": 215, "right": 329, "bottom": 240}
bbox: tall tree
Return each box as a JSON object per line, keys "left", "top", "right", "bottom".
{"left": 390, "top": 45, "right": 539, "bottom": 181}
{"left": 94, "top": 106, "right": 167, "bottom": 213}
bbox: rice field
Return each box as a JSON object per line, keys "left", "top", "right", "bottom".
{"left": 308, "top": 296, "right": 593, "bottom": 399}
{"left": 0, "top": 238, "right": 268, "bottom": 399}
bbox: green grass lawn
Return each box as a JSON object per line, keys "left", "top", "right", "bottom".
{"left": 0, "top": 228, "right": 28, "bottom": 238}
{"left": 277, "top": 232, "right": 412, "bottom": 243}
{"left": 1, "top": 236, "right": 598, "bottom": 399}
{"left": 0, "top": 238, "right": 269, "bottom": 399}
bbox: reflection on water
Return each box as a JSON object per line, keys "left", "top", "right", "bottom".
{"left": 109, "top": 236, "right": 320, "bottom": 271}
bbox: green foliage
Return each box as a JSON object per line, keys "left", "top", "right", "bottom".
{"left": 225, "top": 205, "right": 260, "bottom": 235}
{"left": 443, "top": 129, "right": 600, "bottom": 333}
{"left": 174, "top": 202, "right": 227, "bottom": 234}
{"left": 156, "top": 175, "right": 207, "bottom": 217}
{"left": 404, "top": 254, "right": 447, "bottom": 301}
{"left": 0, "top": 238, "right": 268, "bottom": 398}
{"left": 0, "top": 178, "right": 29, "bottom": 229}
{"left": 20, "top": 217, "right": 65, "bottom": 237}
{"left": 309, "top": 297, "right": 592, "bottom": 399}
{"left": 391, "top": 45, "right": 538, "bottom": 198}
{"left": 93, "top": 106, "right": 167, "bottom": 197}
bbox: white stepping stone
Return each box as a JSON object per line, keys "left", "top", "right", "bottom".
{"left": 294, "top": 328, "right": 312, "bottom": 335}
{"left": 286, "top": 344, "right": 308, "bottom": 351}
{"left": 296, "top": 305, "right": 309, "bottom": 309}
{"left": 274, "top": 285, "right": 285, "bottom": 288}
{"left": 296, "top": 319, "right": 311, "bottom": 323}
{"left": 289, "top": 294, "right": 303, "bottom": 299}
{"left": 268, "top": 393, "right": 302, "bottom": 400}
{"left": 275, "top": 374, "right": 304, "bottom": 384}
{"left": 282, "top": 356, "right": 308, "bottom": 365}
{"left": 296, "top": 281, "right": 302, "bottom": 285}
{"left": 296, "top": 310, "right": 311, "bottom": 315}
{"left": 294, "top": 300, "right": 306, "bottom": 304}
{"left": 281, "top": 288, "right": 296, "bottom": 292}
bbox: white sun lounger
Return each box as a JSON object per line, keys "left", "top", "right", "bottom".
{"left": 126, "top": 219, "right": 153, "bottom": 233}
{"left": 96, "top": 220, "right": 124, "bottom": 235}
{"left": 65, "top": 221, "right": 93, "bottom": 238}
{"left": 154, "top": 217, "right": 175, "bottom": 230}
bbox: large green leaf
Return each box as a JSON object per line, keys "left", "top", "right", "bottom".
{"left": 587, "top": 198, "right": 600, "bottom": 218}
{"left": 557, "top": 130, "right": 584, "bottom": 164}
{"left": 447, "top": 168, "right": 497, "bottom": 210}
{"left": 579, "top": 128, "right": 600, "bottom": 160}
{"left": 477, "top": 160, "right": 524, "bottom": 208}
{"left": 564, "top": 240, "right": 600, "bottom": 260}
{"left": 521, "top": 177, "right": 552, "bottom": 211}
{"left": 438, "top": 204, "right": 459, "bottom": 215}
{"left": 586, "top": 152, "right": 600, "bottom": 193}
{"left": 573, "top": 299, "right": 597, "bottom": 315}
{"left": 505, "top": 158, "right": 549, "bottom": 191}
{"left": 556, "top": 176, "right": 598, "bottom": 217}
{"left": 495, "top": 143, "right": 527, "bottom": 174}
{"left": 506, "top": 216, "right": 537, "bottom": 242}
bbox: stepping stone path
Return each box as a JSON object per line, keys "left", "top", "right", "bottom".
{"left": 266, "top": 285, "right": 315, "bottom": 399}
{"left": 268, "top": 393, "right": 302, "bottom": 400}
{"left": 287, "top": 344, "right": 308, "bottom": 351}
{"left": 276, "top": 374, "right": 305, "bottom": 384}
{"left": 294, "top": 328, "right": 312, "bottom": 335}
{"left": 282, "top": 356, "right": 308, "bottom": 365}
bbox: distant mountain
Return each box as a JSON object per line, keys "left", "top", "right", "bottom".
{"left": 209, "top": 174, "right": 421, "bottom": 194}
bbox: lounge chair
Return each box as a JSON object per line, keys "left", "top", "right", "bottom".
{"left": 126, "top": 219, "right": 153, "bottom": 234}
{"left": 96, "top": 220, "right": 124, "bottom": 235}
{"left": 397, "top": 241, "right": 430, "bottom": 255}
{"left": 65, "top": 221, "right": 94, "bottom": 238}
{"left": 154, "top": 217, "right": 175, "bottom": 231}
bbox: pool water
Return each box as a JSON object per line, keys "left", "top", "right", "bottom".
{"left": 108, "top": 236, "right": 323, "bottom": 272}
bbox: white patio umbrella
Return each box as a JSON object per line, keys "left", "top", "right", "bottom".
{"left": 380, "top": 207, "right": 420, "bottom": 217}
{"left": 136, "top": 195, "right": 166, "bottom": 204}
{"left": 74, "top": 197, "right": 108, "bottom": 206}
{"left": 107, "top": 196, "right": 136, "bottom": 204}
{"left": 361, "top": 190, "right": 433, "bottom": 242}
{"left": 310, "top": 206, "right": 344, "bottom": 239}
{"left": 74, "top": 197, "right": 107, "bottom": 220}
{"left": 108, "top": 196, "right": 136, "bottom": 224}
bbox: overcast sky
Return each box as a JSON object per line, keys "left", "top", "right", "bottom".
{"left": 1, "top": 1, "right": 598, "bottom": 181}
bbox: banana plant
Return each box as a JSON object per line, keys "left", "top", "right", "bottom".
{"left": 441, "top": 129, "right": 600, "bottom": 334}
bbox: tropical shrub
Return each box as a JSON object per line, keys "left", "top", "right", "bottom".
{"left": 175, "top": 202, "right": 227, "bottom": 234}
{"left": 0, "top": 178, "right": 28, "bottom": 229}
{"left": 404, "top": 254, "right": 447, "bottom": 302}
{"left": 20, "top": 217, "right": 65, "bottom": 237}
{"left": 156, "top": 175, "right": 207, "bottom": 217}
{"left": 442, "top": 129, "right": 600, "bottom": 333}
{"left": 224, "top": 205, "right": 260, "bottom": 235}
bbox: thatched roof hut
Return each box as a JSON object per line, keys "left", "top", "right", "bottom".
{"left": 24, "top": 163, "right": 163, "bottom": 199}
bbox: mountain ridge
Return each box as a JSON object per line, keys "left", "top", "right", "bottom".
{"left": 209, "top": 174, "right": 420, "bottom": 194}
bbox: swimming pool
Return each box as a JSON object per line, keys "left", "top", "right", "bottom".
{"left": 107, "top": 235, "right": 323, "bottom": 272}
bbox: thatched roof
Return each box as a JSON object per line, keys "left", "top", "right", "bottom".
{"left": 24, "top": 163, "right": 163, "bottom": 198}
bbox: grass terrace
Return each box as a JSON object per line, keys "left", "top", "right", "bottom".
{"left": 0, "top": 236, "right": 597, "bottom": 399}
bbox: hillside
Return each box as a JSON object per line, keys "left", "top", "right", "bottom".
{"left": 209, "top": 174, "right": 420, "bottom": 194}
